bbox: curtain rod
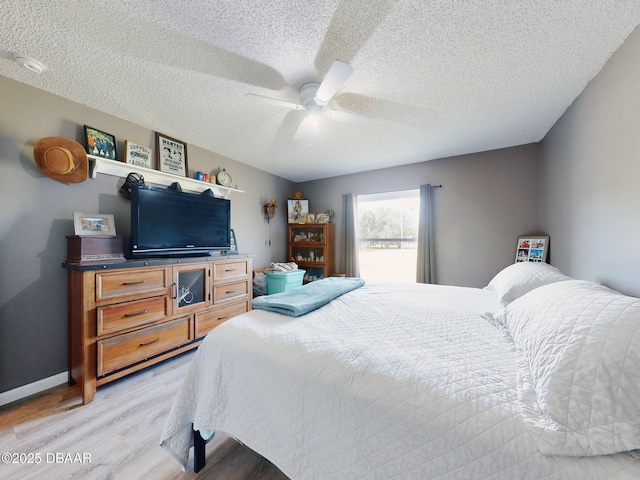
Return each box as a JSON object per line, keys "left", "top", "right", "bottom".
{"left": 343, "top": 185, "right": 443, "bottom": 197}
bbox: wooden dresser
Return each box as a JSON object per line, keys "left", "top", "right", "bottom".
{"left": 64, "top": 254, "right": 252, "bottom": 404}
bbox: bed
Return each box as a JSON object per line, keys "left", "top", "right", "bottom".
{"left": 160, "top": 263, "right": 640, "bottom": 479}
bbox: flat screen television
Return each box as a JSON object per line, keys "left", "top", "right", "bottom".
{"left": 129, "top": 184, "right": 231, "bottom": 258}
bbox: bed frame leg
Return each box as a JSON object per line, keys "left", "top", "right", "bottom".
{"left": 193, "top": 427, "right": 206, "bottom": 473}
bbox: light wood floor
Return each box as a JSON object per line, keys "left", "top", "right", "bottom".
{"left": 0, "top": 351, "right": 290, "bottom": 480}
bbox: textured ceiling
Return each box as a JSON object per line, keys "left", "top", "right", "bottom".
{"left": 2, "top": 1, "right": 640, "bottom": 182}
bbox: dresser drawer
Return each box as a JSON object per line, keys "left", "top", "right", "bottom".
{"left": 195, "top": 301, "right": 248, "bottom": 338}
{"left": 213, "top": 280, "right": 249, "bottom": 303}
{"left": 97, "top": 317, "right": 191, "bottom": 376}
{"left": 213, "top": 261, "right": 248, "bottom": 282}
{"left": 97, "top": 296, "right": 169, "bottom": 336}
{"left": 95, "top": 268, "right": 169, "bottom": 303}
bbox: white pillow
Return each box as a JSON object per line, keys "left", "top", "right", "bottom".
{"left": 498, "top": 280, "right": 640, "bottom": 456}
{"left": 486, "top": 262, "right": 571, "bottom": 308}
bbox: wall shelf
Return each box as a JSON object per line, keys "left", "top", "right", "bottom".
{"left": 88, "top": 155, "right": 243, "bottom": 198}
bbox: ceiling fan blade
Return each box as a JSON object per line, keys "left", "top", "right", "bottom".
{"left": 325, "top": 108, "right": 371, "bottom": 126}
{"left": 314, "top": 60, "right": 353, "bottom": 105}
{"left": 245, "top": 93, "right": 304, "bottom": 110}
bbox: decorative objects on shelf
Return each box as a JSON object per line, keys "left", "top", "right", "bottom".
{"left": 124, "top": 140, "right": 152, "bottom": 168}
{"left": 515, "top": 235, "right": 549, "bottom": 263}
{"left": 156, "top": 132, "right": 188, "bottom": 177}
{"left": 84, "top": 125, "right": 117, "bottom": 160}
{"left": 216, "top": 168, "right": 233, "bottom": 187}
{"left": 33, "top": 137, "right": 88, "bottom": 183}
{"left": 316, "top": 212, "right": 330, "bottom": 223}
{"left": 288, "top": 223, "right": 334, "bottom": 282}
{"left": 264, "top": 198, "right": 278, "bottom": 221}
{"left": 88, "top": 155, "right": 243, "bottom": 197}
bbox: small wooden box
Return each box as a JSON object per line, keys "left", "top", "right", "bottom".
{"left": 66, "top": 235, "right": 125, "bottom": 263}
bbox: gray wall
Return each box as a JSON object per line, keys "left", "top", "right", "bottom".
{"left": 0, "top": 76, "right": 294, "bottom": 394}
{"left": 298, "top": 144, "right": 541, "bottom": 288}
{"left": 540, "top": 26, "right": 640, "bottom": 297}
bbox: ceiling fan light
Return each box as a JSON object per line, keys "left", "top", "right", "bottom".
{"left": 299, "top": 82, "right": 321, "bottom": 111}
{"left": 314, "top": 95, "right": 328, "bottom": 107}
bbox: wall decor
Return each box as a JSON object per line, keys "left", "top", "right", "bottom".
{"left": 515, "top": 235, "right": 549, "bottom": 263}
{"left": 73, "top": 211, "right": 117, "bottom": 236}
{"left": 288, "top": 198, "right": 309, "bottom": 223}
{"left": 156, "top": 132, "right": 188, "bottom": 177}
{"left": 124, "top": 140, "right": 152, "bottom": 168}
{"left": 264, "top": 199, "right": 278, "bottom": 221}
{"left": 84, "top": 125, "right": 117, "bottom": 160}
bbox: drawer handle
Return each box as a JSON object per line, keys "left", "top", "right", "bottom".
{"left": 139, "top": 337, "right": 161, "bottom": 346}
{"left": 123, "top": 280, "right": 148, "bottom": 285}
{"left": 225, "top": 268, "right": 238, "bottom": 272}
{"left": 217, "top": 314, "right": 231, "bottom": 320}
{"left": 124, "top": 309, "right": 149, "bottom": 317}
{"left": 225, "top": 289, "right": 239, "bottom": 294}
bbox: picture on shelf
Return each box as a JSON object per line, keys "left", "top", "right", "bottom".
{"left": 84, "top": 125, "right": 117, "bottom": 160}
{"left": 124, "top": 140, "right": 152, "bottom": 168}
{"left": 156, "top": 132, "right": 188, "bottom": 177}
{"left": 288, "top": 198, "right": 309, "bottom": 223}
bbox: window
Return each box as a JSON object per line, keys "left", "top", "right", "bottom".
{"left": 356, "top": 189, "right": 419, "bottom": 282}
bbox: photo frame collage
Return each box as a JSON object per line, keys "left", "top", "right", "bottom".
{"left": 515, "top": 235, "right": 549, "bottom": 263}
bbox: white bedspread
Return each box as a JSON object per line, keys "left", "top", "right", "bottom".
{"left": 160, "top": 281, "right": 640, "bottom": 479}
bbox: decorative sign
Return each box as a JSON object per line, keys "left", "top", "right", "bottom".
{"left": 124, "top": 140, "right": 152, "bottom": 168}
{"left": 156, "top": 132, "right": 188, "bottom": 177}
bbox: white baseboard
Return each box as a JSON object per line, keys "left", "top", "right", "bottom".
{"left": 0, "top": 371, "right": 68, "bottom": 407}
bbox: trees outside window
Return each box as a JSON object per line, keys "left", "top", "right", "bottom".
{"left": 356, "top": 189, "right": 419, "bottom": 282}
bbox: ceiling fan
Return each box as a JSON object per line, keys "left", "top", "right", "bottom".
{"left": 246, "top": 60, "right": 371, "bottom": 138}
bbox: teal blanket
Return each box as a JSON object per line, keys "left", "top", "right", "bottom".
{"left": 252, "top": 277, "right": 365, "bottom": 317}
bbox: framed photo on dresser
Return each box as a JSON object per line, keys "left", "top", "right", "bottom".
{"left": 73, "top": 211, "right": 117, "bottom": 236}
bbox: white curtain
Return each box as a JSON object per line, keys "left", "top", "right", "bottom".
{"left": 341, "top": 193, "right": 360, "bottom": 278}
{"left": 416, "top": 184, "right": 436, "bottom": 284}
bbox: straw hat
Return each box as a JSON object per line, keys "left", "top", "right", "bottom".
{"left": 34, "top": 137, "right": 88, "bottom": 183}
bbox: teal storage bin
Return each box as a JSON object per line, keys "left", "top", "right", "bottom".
{"left": 265, "top": 269, "right": 305, "bottom": 294}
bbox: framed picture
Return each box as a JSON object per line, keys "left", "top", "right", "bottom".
{"left": 156, "top": 132, "right": 188, "bottom": 176}
{"left": 515, "top": 235, "right": 549, "bottom": 263}
{"left": 288, "top": 198, "right": 309, "bottom": 223}
{"left": 124, "top": 140, "right": 152, "bottom": 168}
{"left": 307, "top": 213, "right": 316, "bottom": 224}
{"left": 84, "top": 125, "right": 117, "bottom": 160}
{"left": 73, "top": 211, "right": 117, "bottom": 236}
